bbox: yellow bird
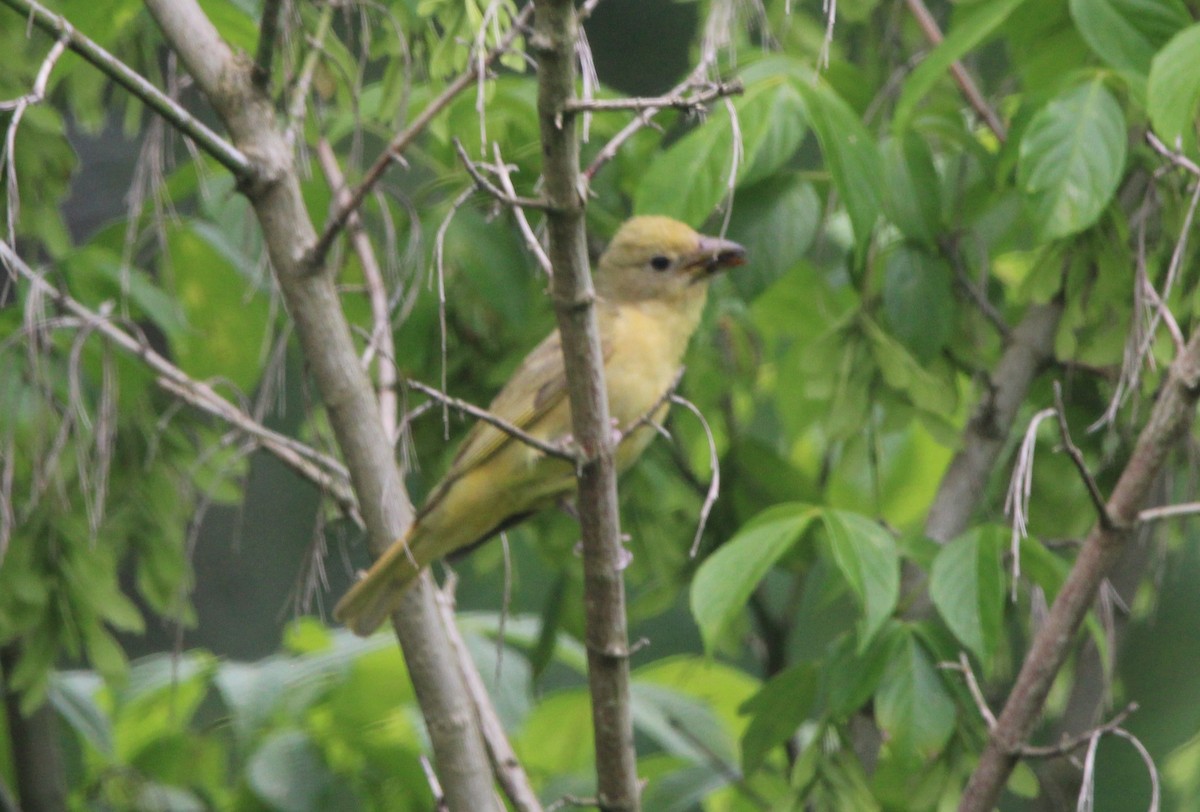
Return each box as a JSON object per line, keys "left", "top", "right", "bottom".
{"left": 334, "top": 216, "right": 745, "bottom": 635}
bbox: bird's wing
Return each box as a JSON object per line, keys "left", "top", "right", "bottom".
{"left": 435, "top": 328, "right": 612, "bottom": 487}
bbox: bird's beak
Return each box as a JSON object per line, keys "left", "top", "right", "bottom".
{"left": 683, "top": 235, "right": 747, "bottom": 280}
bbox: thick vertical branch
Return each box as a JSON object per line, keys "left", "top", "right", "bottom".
{"left": 1, "top": 644, "right": 67, "bottom": 812}
{"left": 531, "top": 2, "right": 640, "bottom": 810}
{"left": 960, "top": 329, "right": 1200, "bottom": 810}
{"left": 925, "top": 302, "right": 1062, "bottom": 543}
{"left": 139, "top": 3, "right": 496, "bottom": 809}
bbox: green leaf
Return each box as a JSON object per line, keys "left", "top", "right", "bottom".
{"left": 1148, "top": 23, "right": 1200, "bottom": 152}
{"left": 861, "top": 317, "right": 959, "bottom": 416}
{"left": 929, "top": 526, "right": 1006, "bottom": 662}
{"left": 726, "top": 174, "right": 821, "bottom": 299}
{"left": 893, "top": 0, "right": 1033, "bottom": 132}
{"left": 690, "top": 504, "right": 819, "bottom": 653}
{"left": 795, "top": 80, "right": 884, "bottom": 255}
{"left": 739, "top": 663, "right": 819, "bottom": 773}
{"left": 49, "top": 672, "right": 112, "bottom": 756}
{"left": 823, "top": 624, "right": 903, "bottom": 718}
{"left": 247, "top": 730, "right": 333, "bottom": 812}
{"left": 821, "top": 510, "right": 900, "bottom": 648}
{"left": 167, "top": 221, "right": 272, "bottom": 393}
{"left": 635, "top": 76, "right": 806, "bottom": 226}
{"left": 882, "top": 133, "right": 942, "bottom": 246}
{"left": 881, "top": 245, "right": 954, "bottom": 363}
{"left": 1070, "top": 0, "right": 1190, "bottom": 76}
{"left": 874, "top": 629, "right": 956, "bottom": 763}
{"left": 1018, "top": 79, "right": 1127, "bottom": 240}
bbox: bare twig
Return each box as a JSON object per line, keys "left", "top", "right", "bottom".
{"left": 403, "top": 377, "right": 577, "bottom": 462}
{"left": 1017, "top": 702, "right": 1136, "bottom": 758}
{"left": 452, "top": 138, "right": 555, "bottom": 211}
{"left": 2, "top": 33, "right": 68, "bottom": 244}
{"left": 308, "top": 3, "right": 534, "bottom": 267}
{"left": 943, "top": 652, "right": 997, "bottom": 730}
{"left": 1053, "top": 382, "right": 1116, "bottom": 529}
{"left": 562, "top": 80, "right": 743, "bottom": 114}
{"left": 1137, "top": 501, "right": 1200, "bottom": 522}
{"left": 669, "top": 394, "right": 721, "bottom": 558}
{"left": 903, "top": 0, "right": 1006, "bottom": 142}
{"left": 1003, "top": 407, "right": 1056, "bottom": 595}
{"left": 316, "top": 139, "right": 400, "bottom": 443}
{"left": 492, "top": 142, "right": 553, "bottom": 277}
{"left": 1146, "top": 130, "right": 1200, "bottom": 178}
{"left": 1, "top": 241, "right": 359, "bottom": 521}
{"left": 0, "top": 0, "right": 250, "bottom": 177}
{"left": 420, "top": 755, "right": 450, "bottom": 812}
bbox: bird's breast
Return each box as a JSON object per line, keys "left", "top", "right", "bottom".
{"left": 602, "top": 297, "right": 703, "bottom": 432}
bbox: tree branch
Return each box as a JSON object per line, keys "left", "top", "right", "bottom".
{"left": 0, "top": 0, "right": 251, "bottom": 177}
{"left": 139, "top": 3, "right": 497, "bottom": 808}
{"left": 960, "top": 328, "right": 1200, "bottom": 810}
{"left": 925, "top": 302, "right": 1062, "bottom": 543}
{"left": 903, "top": 0, "right": 1006, "bottom": 142}
{"left": 532, "top": 1, "right": 640, "bottom": 809}
{"left": 1, "top": 644, "right": 66, "bottom": 812}
{"left": 0, "top": 240, "right": 359, "bottom": 519}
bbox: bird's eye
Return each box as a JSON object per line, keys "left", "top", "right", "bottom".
{"left": 649, "top": 255, "right": 671, "bottom": 271}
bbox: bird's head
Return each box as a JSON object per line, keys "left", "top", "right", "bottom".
{"left": 594, "top": 216, "right": 746, "bottom": 304}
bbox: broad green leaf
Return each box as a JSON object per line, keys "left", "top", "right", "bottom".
{"left": 49, "top": 672, "right": 112, "bottom": 756}
{"left": 739, "top": 663, "right": 818, "bottom": 773}
{"left": 929, "top": 526, "right": 1006, "bottom": 662}
{"left": 635, "top": 77, "right": 806, "bottom": 226}
{"left": 875, "top": 629, "right": 956, "bottom": 763}
{"left": 726, "top": 174, "right": 821, "bottom": 299}
{"left": 247, "top": 730, "right": 333, "bottom": 812}
{"left": 1148, "top": 23, "right": 1200, "bottom": 152}
{"left": 881, "top": 245, "right": 954, "bottom": 363}
{"left": 690, "top": 504, "right": 819, "bottom": 653}
{"left": 1018, "top": 79, "right": 1127, "bottom": 240}
{"left": 167, "top": 222, "right": 272, "bottom": 393}
{"left": 882, "top": 133, "right": 942, "bottom": 246}
{"left": 893, "top": 0, "right": 1033, "bottom": 132}
{"left": 821, "top": 510, "right": 899, "bottom": 648}
{"left": 1070, "top": 0, "right": 1190, "bottom": 76}
{"left": 823, "top": 624, "right": 903, "bottom": 719}
{"left": 631, "top": 683, "right": 734, "bottom": 764}
{"left": 795, "top": 80, "right": 884, "bottom": 255}
{"left": 861, "top": 317, "right": 959, "bottom": 416}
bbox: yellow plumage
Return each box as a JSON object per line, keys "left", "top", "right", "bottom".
{"left": 334, "top": 216, "right": 745, "bottom": 635}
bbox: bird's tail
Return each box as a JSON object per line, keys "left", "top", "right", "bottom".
{"left": 334, "top": 527, "right": 426, "bottom": 636}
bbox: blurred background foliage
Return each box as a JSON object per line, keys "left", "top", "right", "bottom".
{"left": 4, "top": 0, "right": 1200, "bottom": 809}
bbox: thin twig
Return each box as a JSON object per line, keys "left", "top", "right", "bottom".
{"left": 316, "top": 139, "right": 400, "bottom": 443}
{"left": 562, "top": 80, "right": 743, "bottom": 114}
{"left": 1053, "top": 382, "right": 1117, "bottom": 530}
{"left": 1016, "top": 702, "right": 1137, "bottom": 758}
{"left": 492, "top": 142, "right": 553, "bottom": 277}
{"left": 942, "top": 652, "right": 997, "bottom": 729}
{"left": 0, "top": 0, "right": 250, "bottom": 176}
{"left": 903, "top": 0, "right": 1006, "bottom": 142}
{"left": 1137, "top": 501, "right": 1200, "bottom": 522}
{"left": 452, "top": 138, "right": 555, "bottom": 211}
{"left": 0, "top": 240, "right": 359, "bottom": 521}
{"left": 403, "top": 378, "right": 577, "bottom": 462}
{"left": 669, "top": 394, "right": 721, "bottom": 558}
{"left": 308, "top": 3, "right": 534, "bottom": 267}
{"left": 1146, "top": 131, "right": 1200, "bottom": 178}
